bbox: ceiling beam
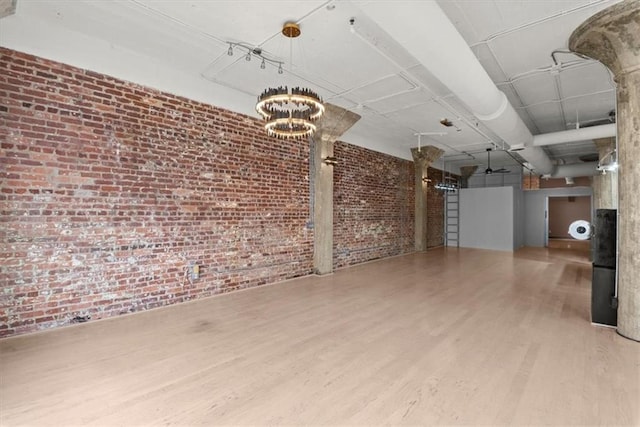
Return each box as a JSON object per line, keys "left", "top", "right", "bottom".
{"left": 360, "top": 1, "right": 555, "bottom": 175}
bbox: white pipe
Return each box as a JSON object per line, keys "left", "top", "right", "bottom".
{"left": 543, "top": 161, "right": 599, "bottom": 178}
{"left": 534, "top": 123, "right": 616, "bottom": 146}
{"left": 361, "top": 1, "right": 554, "bottom": 175}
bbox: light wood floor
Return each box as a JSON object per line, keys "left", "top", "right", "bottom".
{"left": 1, "top": 247, "right": 639, "bottom": 426}
{"left": 547, "top": 238, "right": 590, "bottom": 252}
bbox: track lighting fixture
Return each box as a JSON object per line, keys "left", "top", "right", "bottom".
{"left": 225, "top": 41, "right": 283, "bottom": 74}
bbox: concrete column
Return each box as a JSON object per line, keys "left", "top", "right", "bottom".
{"left": 459, "top": 165, "right": 479, "bottom": 188}
{"left": 411, "top": 146, "right": 444, "bottom": 251}
{"left": 312, "top": 104, "right": 360, "bottom": 275}
{"left": 593, "top": 137, "right": 618, "bottom": 209}
{"left": 570, "top": 1, "right": 640, "bottom": 341}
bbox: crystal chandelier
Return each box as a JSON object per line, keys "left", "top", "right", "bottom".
{"left": 434, "top": 181, "right": 459, "bottom": 192}
{"left": 255, "top": 22, "right": 324, "bottom": 140}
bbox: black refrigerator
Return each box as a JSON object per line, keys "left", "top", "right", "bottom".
{"left": 591, "top": 209, "right": 617, "bottom": 326}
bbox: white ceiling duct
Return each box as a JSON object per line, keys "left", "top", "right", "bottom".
{"left": 543, "top": 161, "right": 599, "bottom": 178}
{"left": 361, "top": 1, "right": 554, "bottom": 175}
{"left": 534, "top": 123, "right": 616, "bottom": 146}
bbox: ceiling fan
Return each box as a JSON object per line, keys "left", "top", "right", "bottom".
{"left": 485, "top": 148, "right": 510, "bottom": 174}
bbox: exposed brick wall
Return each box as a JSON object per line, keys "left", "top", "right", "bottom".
{"left": 333, "top": 142, "right": 414, "bottom": 268}
{"left": 0, "top": 47, "right": 445, "bottom": 337}
{"left": 522, "top": 173, "right": 541, "bottom": 190}
{"left": 523, "top": 175, "right": 593, "bottom": 190}
{"left": 0, "top": 48, "right": 314, "bottom": 337}
{"left": 426, "top": 167, "right": 445, "bottom": 248}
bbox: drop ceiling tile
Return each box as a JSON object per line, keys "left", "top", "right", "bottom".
{"left": 257, "top": 13, "right": 399, "bottom": 92}
{"left": 405, "top": 64, "right": 451, "bottom": 98}
{"left": 559, "top": 62, "right": 615, "bottom": 98}
{"left": 367, "top": 88, "right": 432, "bottom": 115}
{"left": 492, "top": 1, "right": 593, "bottom": 34}
{"left": 511, "top": 72, "right": 558, "bottom": 107}
{"left": 483, "top": 1, "right": 621, "bottom": 78}
{"left": 439, "top": 0, "right": 610, "bottom": 46}
{"left": 347, "top": 74, "right": 417, "bottom": 104}
{"left": 134, "top": 0, "right": 327, "bottom": 44}
{"left": 384, "top": 101, "right": 451, "bottom": 131}
{"left": 526, "top": 103, "right": 565, "bottom": 133}
{"left": 203, "top": 60, "right": 339, "bottom": 99}
{"left": 326, "top": 96, "right": 359, "bottom": 111}
{"left": 563, "top": 91, "right": 616, "bottom": 127}
{"left": 487, "top": 20, "right": 573, "bottom": 78}
{"left": 22, "top": 1, "right": 223, "bottom": 72}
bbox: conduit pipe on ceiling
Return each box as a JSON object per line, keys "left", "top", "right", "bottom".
{"left": 533, "top": 123, "right": 616, "bottom": 146}
{"left": 361, "top": 1, "right": 554, "bottom": 175}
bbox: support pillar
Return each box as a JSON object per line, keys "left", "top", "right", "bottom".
{"left": 411, "top": 146, "right": 444, "bottom": 251}
{"left": 570, "top": 1, "right": 640, "bottom": 341}
{"left": 312, "top": 104, "right": 360, "bottom": 275}
{"left": 593, "top": 137, "right": 618, "bottom": 209}
{"left": 459, "top": 165, "right": 479, "bottom": 189}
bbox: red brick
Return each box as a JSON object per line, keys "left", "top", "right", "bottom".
{"left": 0, "top": 46, "right": 439, "bottom": 338}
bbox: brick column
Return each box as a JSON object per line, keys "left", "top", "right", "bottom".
{"left": 570, "top": 1, "right": 640, "bottom": 341}
{"left": 312, "top": 104, "right": 360, "bottom": 275}
{"left": 411, "top": 146, "right": 444, "bottom": 251}
{"left": 593, "top": 137, "right": 618, "bottom": 209}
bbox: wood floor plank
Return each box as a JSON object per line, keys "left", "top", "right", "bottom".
{"left": 1, "top": 247, "right": 639, "bottom": 426}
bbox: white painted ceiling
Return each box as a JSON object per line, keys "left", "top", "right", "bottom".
{"left": 0, "top": 0, "right": 620, "bottom": 172}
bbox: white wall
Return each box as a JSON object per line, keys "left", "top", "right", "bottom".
{"left": 460, "top": 187, "right": 514, "bottom": 252}
{"left": 513, "top": 188, "right": 525, "bottom": 250}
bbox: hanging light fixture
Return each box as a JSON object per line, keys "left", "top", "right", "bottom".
{"left": 435, "top": 161, "right": 459, "bottom": 192}
{"left": 255, "top": 22, "right": 324, "bottom": 140}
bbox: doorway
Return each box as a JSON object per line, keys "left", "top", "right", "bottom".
{"left": 546, "top": 195, "right": 592, "bottom": 250}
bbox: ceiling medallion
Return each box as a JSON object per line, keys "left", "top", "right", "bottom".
{"left": 255, "top": 22, "right": 324, "bottom": 140}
